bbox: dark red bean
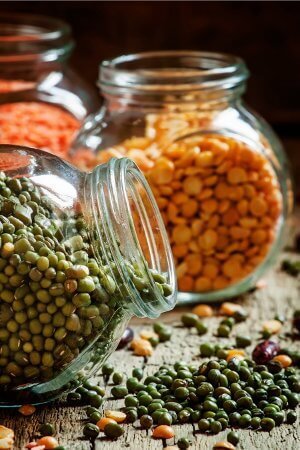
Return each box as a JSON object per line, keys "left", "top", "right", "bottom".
{"left": 117, "top": 327, "right": 134, "bottom": 349}
{"left": 252, "top": 340, "right": 280, "bottom": 364}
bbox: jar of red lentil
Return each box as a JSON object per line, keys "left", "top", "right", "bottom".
{"left": 0, "top": 13, "right": 98, "bottom": 158}
{"left": 71, "top": 51, "right": 292, "bottom": 303}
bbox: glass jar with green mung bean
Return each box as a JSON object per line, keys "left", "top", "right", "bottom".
{"left": 0, "top": 145, "right": 176, "bottom": 406}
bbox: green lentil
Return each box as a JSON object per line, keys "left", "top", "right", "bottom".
{"left": 158, "top": 411, "right": 173, "bottom": 425}
{"left": 239, "top": 413, "right": 251, "bottom": 428}
{"left": 177, "top": 437, "right": 191, "bottom": 449}
{"left": 125, "top": 395, "right": 139, "bottom": 407}
{"left": 175, "top": 386, "right": 189, "bottom": 400}
{"left": 196, "top": 321, "right": 208, "bottom": 335}
{"left": 148, "top": 402, "right": 163, "bottom": 413}
{"left": 83, "top": 423, "right": 99, "bottom": 439}
{"left": 178, "top": 409, "right": 190, "bottom": 423}
{"left": 89, "top": 411, "right": 102, "bottom": 424}
{"left": 200, "top": 343, "right": 215, "bottom": 357}
{"left": 250, "top": 416, "right": 261, "bottom": 429}
{"left": 210, "top": 420, "right": 222, "bottom": 434}
{"left": 261, "top": 417, "right": 275, "bottom": 431}
{"left": 198, "top": 418, "right": 210, "bottom": 432}
{"left": 235, "top": 335, "right": 252, "bottom": 348}
{"left": 111, "top": 385, "right": 128, "bottom": 404}
{"left": 286, "top": 410, "right": 297, "bottom": 424}
{"left": 104, "top": 422, "right": 124, "bottom": 439}
{"left": 126, "top": 408, "right": 138, "bottom": 423}
{"left": 217, "top": 324, "right": 231, "bottom": 338}
{"left": 67, "top": 392, "right": 82, "bottom": 405}
{"left": 181, "top": 313, "right": 199, "bottom": 327}
{"left": 102, "top": 364, "right": 114, "bottom": 378}
{"left": 227, "top": 430, "right": 239, "bottom": 445}
{"left": 39, "top": 423, "right": 55, "bottom": 436}
{"left": 140, "top": 414, "right": 153, "bottom": 429}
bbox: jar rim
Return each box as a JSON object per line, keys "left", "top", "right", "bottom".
{"left": 0, "top": 12, "right": 74, "bottom": 63}
{"left": 88, "top": 157, "right": 177, "bottom": 319}
{"left": 99, "top": 50, "right": 249, "bottom": 95}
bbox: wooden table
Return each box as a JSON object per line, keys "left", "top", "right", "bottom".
{"left": 1, "top": 220, "right": 300, "bottom": 450}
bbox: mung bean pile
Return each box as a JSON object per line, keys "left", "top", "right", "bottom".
{"left": 102, "top": 349, "right": 299, "bottom": 435}
{"left": 71, "top": 300, "right": 299, "bottom": 449}
{"left": 0, "top": 171, "right": 171, "bottom": 388}
{"left": 14, "top": 297, "right": 300, "bottom": 450}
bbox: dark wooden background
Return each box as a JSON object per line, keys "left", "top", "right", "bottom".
{"left": 1, "top": 1, "right": 300, "bottom": 192}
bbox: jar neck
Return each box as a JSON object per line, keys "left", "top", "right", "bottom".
{"left": 0, "top": 13, "right": 73, "bottom": 82}
{"left": 82, "top": 157, "right": 176, "bottom": 318}
{"left": 99, "top": 51, "right": 249, "bottom": 111}
{"left": 102, "top": 91, "right": 242, "bottom": 114}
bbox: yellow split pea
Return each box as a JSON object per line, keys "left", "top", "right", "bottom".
{"left": 86, "top": 117, "right": 282, "bottom": 293}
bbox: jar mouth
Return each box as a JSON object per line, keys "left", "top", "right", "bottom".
{"left": 88, "top": 158, "right": 177, "bottom": 318}
{"left": 0, "top": 13, "right": 74, "bottom": 63}
{"left": 99, "top": 51, "right": 249, "bottom": 96}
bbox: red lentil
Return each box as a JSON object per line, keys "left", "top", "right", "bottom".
{"left": 0, "top": 102, "right": 80, "bottom": 158}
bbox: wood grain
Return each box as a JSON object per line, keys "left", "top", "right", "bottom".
{"left": 0, "top": 215, "right": 299, "bottom": 450}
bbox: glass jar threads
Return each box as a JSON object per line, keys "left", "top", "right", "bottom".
{"left": 0, "top": 144, "right": 175, "bottom": 406}
{"left": 0, "top": 13, "right": 98, "bottom": 158}
{"left": 71, "top": 51, "right": 292, "bottom": 303}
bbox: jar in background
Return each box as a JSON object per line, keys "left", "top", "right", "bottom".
{"left": 0, "top": 13, "right": 99, "bottom": 158}
{"left": 0, "top": 144, "right": 175, "bottom": 406}
{"left": 71, "top": 51, "right": 292, "bottom": 304}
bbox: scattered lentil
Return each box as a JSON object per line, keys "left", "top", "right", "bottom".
{"left": 213, "top": 442, "right": 235, "bottom": 450}
{"left": 192, "top": 304, "right": 213, "bottom": 317}
{"left": 272, "top": 355, "right": 292, "bottom": 368}
{"left": 262, "top": 320, "right": 282, "bottom": 335}
{"left": 83, "top": 423, "right": 99, "bottom": 439}
{"left": 227, "top": 431, "right": 239, "bottom": 445}
{"left": 177, "top": 437, "right": 191, "bottom": 449}
{"left": 104, "top": 410, "right": 126, "bottom": 423}
{"left": 235, "top": 335, "right": 251, "bottom": 348}
{"left": 140, "top": 414, "right": 153, "bottom": 429}
{"left": 286, "top": 410, "right": 297, "bottom": 424}
{"left": 18, "top": 404, "right": 36, "bottom": 416}
{"left": 36, "top": 436, "right": 59, "bottom": 449}
{"left": 0, "top": 425, "right": 14, "bottom": 449}
{"left": 152, "top": 425, "right": 175, "bottom": 439}
{"left": 103, "top": 422, "right": 124, "bottom": 439}
{"left": 96, "top": 417, "right": 117, "bottom": 431}
{"left": 38, "top": 423, "right": 55, "bottom": 437}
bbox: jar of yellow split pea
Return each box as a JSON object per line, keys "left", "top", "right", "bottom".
{"left": 71, "top": 51, "right": 293, "bottom": 304}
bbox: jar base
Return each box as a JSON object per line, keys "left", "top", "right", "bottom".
{"left": 0, "top": 377, "right": 80, "bottom": 408}
{"left": 177, "top": 275, "right": 258, "bottom": 305}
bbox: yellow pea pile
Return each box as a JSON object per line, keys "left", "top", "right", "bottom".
{"left": 75, "top": 116, "right": 282, "bottom": 293}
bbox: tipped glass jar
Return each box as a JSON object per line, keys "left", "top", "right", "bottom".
{"left": 0, "top": 13, "right": 98, "bottom": 157}
{"left": 0, "top": 144, "right": 176, "bottom": 406}
{"left": 71, "top": 51, "right": 292, "bottom": 304}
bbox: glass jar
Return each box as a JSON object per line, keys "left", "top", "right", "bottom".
{"left": 71, "top": 51, "right": 292, "bottom": 304}
{"left": 0, "top": 13, "right": 98, "bottom": 158}
{"left": 0, "top": 144, "right": 175, "bottom": 407}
